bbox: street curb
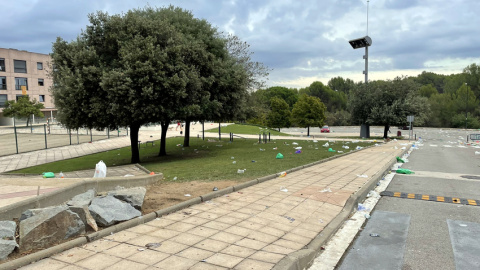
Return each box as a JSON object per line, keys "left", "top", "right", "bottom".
{"left": 272, "top": 145, "right": 411, "bottom": 270}
{"left": 0, "top": 236, "right": 88, "bottom": 270}
{"left": 155, "top": 197, "right": 202, "bottom": 217}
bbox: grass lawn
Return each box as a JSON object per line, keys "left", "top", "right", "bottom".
{"left": 12, "top": 137, "right": 375, "bottom": 182}
{"left": 204, "top": 123, "right": 290, "bottom": 136}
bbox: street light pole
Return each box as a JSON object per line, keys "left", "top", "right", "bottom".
{"left": 465, "top": 83, "right": 468, "bottom": 129}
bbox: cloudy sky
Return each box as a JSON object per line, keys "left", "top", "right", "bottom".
{"left": 2, "top": 0, "right": 479, "bottom": 88}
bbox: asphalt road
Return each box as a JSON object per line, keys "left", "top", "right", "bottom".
{"left": 335, "top": 128, "right": 480, "bottom": 270}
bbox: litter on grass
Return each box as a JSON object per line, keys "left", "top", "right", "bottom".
{"left": 276, "top": 153, "right": 284, "bottom": 159}
{"left": 328, "top": 148, "right": 336, "bottom": 152}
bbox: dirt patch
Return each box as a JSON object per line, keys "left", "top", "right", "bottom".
{"left": 142, "top": 180, "right": 245, "bottom": 214}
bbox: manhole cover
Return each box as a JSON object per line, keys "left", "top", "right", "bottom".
{"left": 461, "top": 175, "right": 480, "bottom": 180}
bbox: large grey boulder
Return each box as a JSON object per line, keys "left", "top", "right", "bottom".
{"left": 19, "top": 206, "right": 85, "bottom": 252}
{"left": 88, "top": 196, "right": 141, "bottom": 227}
{"left": 69, "top": 205, "right": 98, "bottom": 232}
{"left": 0, "top": 221, "right": 17, "bottom": 260}
{"left": 67, "top": 189, "right": 96, "bottom": 207}
{"left": 108, "top": 187, "right": 146, "bottom": 210}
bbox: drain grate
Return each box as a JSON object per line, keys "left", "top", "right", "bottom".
{"left": 461, "top": 175, "right": 480, "bottom": 180}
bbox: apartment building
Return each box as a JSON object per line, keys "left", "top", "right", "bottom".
{"left": 0, "top": 48, "right": 56, "bottom": 125}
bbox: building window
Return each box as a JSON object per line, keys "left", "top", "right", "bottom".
{"left": 14, "top": 60, "right": 27, "bottom": 73}
{"left": 0, "top": 94, "right": 7, "bottom": 107}
{"left": 37, "top": 62, "right": 43, "bottom": 70}
{"left": 0, "top": 58, "right": 5, "bottom": 72}
{"left": 16, "top": 94, "right": 28, "bottom": 101}
{"left": 38, "top": 78, "right": 44, "bottom": 86}
{"left": 0, "top": 77, "right": 5, "bottom": 90}
{"left": 15, "top": 77, "right": 28, "bottom": 90}
{"left": 39, "top": 95, "right": 45, "bottom": 102}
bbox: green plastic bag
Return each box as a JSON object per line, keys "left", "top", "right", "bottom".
{"left": 42, "top": 172, "right": 55, "bottom": 178}
{"left": 396, "top": 168, "right": 414, "bottom": 174}
{"left": 396, "top": 157, "right": 405, "bottom": 163}
{"left": 276, "top": 153, "right": 284, "bottom": 159}
{"left": 328, "top": 148, "right": 336, "bottom": 152}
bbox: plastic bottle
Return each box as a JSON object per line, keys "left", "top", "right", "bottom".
{"left": 59, "top": 172, "right": 64, "bottom": 178}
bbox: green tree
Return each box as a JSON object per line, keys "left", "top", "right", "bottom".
{"left": 291, "top": 95, "right": 326, "bottom": 136}
{"left": 328, "top": 76, "right": 356, "bottom": 95}
{"left": 51, "top": 6, "right": 232, "bottom": 163}
{"left": 350, "top": 77, "right": 430, "bottom": 138}
{"left": 301, "top": 81, "right": 346, "bottom": 112}
{"left": 2, "top": 96, "right": 44, "bottom": 126}
{"left": 266, "top": 97, "right": 291, "bottom": 131}
{"left": 418, "top": 84, "right": 438, "bottom": 98}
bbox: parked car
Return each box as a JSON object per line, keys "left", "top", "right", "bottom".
{"left": 321, "top": 125, "right": 330, "bottom": 133}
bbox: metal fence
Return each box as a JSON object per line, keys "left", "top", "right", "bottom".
{"left": 0, "top": 124, "right": 128, "bottom": 156}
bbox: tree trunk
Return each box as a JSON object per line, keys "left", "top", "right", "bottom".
{"left": 129, "top": 123, "right": 140, "bottom": 164}
{"left": 278, "top": 128, "right": 280, "bottom": 132}
{"left": 383, "top": 124, "right": 390, "bottom": 139}
{"left": 26, "top": 117, "right": 30, "bottom": 127}
{"left": 158, "top": 121, "right": 169, "bottom": 156}
{"left": 307, "top": 126, "right": 310, "bottom": 136}
{"left": 183, "top": 120, "right": 191, "bottom": 147}
{"left": 218, "top": 122, "right": 221, "bottom": 140}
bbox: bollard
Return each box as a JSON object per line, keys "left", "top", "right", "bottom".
{"left": 269, "top": 132, "right": 271, "bottom": 142}
{"left": 44, "top": 124, "right": 48, "bottom": 149}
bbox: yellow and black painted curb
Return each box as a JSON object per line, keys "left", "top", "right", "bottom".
{"left": 380, "top": 191, "right": 480, "bottom": 206}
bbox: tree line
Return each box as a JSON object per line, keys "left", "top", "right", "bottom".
{"left": 247, "top": 64, "right": 480, "bottom": 138}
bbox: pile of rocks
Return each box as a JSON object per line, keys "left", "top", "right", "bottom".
{"left": 0, "top": 186, "right": 146, "bottom": 260}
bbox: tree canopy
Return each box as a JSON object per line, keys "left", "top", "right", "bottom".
{"left": 51, "top": 6, "right": 249, "bottom": 162}
{"left": 291, "top": 95, "right": 326, "bottom": 135}
{"left": 266, "top": 97, "right": 291, "bottom": 131}
{"left": 2, "top": 96, "right": 44, "bottom": 126}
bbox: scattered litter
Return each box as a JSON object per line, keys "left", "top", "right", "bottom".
{"left": 357, "top": 174, "right": 368, "bottom": 178}
{"left": 176, "top": 144, "right": 182, "bottom": 146}
{"left": 313, "top": 140, "right": 318, "bottom": 143}
{"left": 260, "top": 148, "right": 265, "bottom": 151}
{"left": 279, "top": 171, "right": 287, "bottom": 177}
{"left": 276, "top": 153, "right": 284, "bottom": 159}
{"left": 476, "top": 151, "right": 480, "bottom": 155}
{"left": 356, "top": 146, "right": 363, "bottom": 150}
{"left": 292, "top": 142, "right": 299, "bottom": 145}
{"left": 232, "top": 161, "right": 236, "bottom": 164}
{"left": 328, "top": 148, "right": 336, "bottom": 152}
{"left": 273, "top": 147, "right": 278, "bottom": 150}
{"left": 231, "top": 157, "right": 235, "bottom": 159}
{"left": 184, "top": 194, "right": 191, "bottom": 197}
{"left": 93, "top": 160, "right": 107, "bottom": 178}
{"left": 352, "top": 140, "right": 359, "bottom": 143}
{"left": 338, "top": 150, "right": 344, "bottom": 153}
{"left": 137, "top": 248, "right": 145, "bottom": 251}
{"left": 124, "top": 174, "right": 135, "bottom": 177}
{"left": 59, "top": 172, "right": 64, "bottom": 178}
{"left": 319, "top": 219, "right": 324, "bottom": 223}
{"left": 358, "top": 203, "right": 369, "bottom": 211}
{"left": 42, "top": 172, "right": 55, "bottom": 178}
{"left": 295, "top": 150, "right": 302, "bottom": 154}
{"left": 320, "top": 187, "right": 332, "bottom": 193}
{"left": 323, "top": 143, "right": 329, "bottom": 147}
{"left": 281, "top": 215, "right": 295, "bottom": 222}
{"left": 396, "top": 168, "right": 414, "bottom": 174}
{"left": 145, "top": 243, "right": 162, "bottom": 249}
{"left": 367, "top": 190, "right": 380, "bottom": 198}
{"left": 237, "top": 169, "right": 246, "bottom": 174}
{"left": 365, "top": 214, "right": 371, "bottom": 219}
{"left": 280, "top": 187, "right": 288, "bottom": 192}
{"left": 459, "top": 224, "right": 468, "bottom": 227}
{"left": 295, "top": 147, "right": 302, "bottom": 150}
{"left": 173, "top": 177, "right": 178, "bottom": 180}
{"left": 149, "top": 172, "right": 155, "bottom": 175}
{"left": 369, "top": 233, "right": 380, "bottom": 237}
{"left": 396, "top": 157, "right": 406, "bottom": 163}
{"left": 342, "top": 145, "right": 350, "bottom": 149}
{"left": 252, "top": 160, "right": 256, "bottom": 162}
{"left": 213, "top": 187, "right": 218, "bottom": 191}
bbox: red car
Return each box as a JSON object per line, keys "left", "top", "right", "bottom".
{"left": 321, "top": 126, "right": 330, "bottom": 133}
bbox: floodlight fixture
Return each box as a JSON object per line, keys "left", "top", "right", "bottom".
{"left": 348, "top": 36, "right": 372, "bottom": 49}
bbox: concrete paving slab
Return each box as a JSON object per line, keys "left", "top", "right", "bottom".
{"left": 338, "top": 210, "right": 411, "bottom": 270}
{"left": 447, "top": 219, "right": 480, "bottom": 270}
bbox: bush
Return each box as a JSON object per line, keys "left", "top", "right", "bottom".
{"left": 451, "top": 113, "right": 480, "bottom": 129}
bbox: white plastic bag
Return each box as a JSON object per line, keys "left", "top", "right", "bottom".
{"left": 93, "top": 160, "right": 107, "bottom": 178}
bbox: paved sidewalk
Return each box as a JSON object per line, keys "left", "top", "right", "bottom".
{"left": 16, "top": 141, "right": 405, "bottom": 270}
